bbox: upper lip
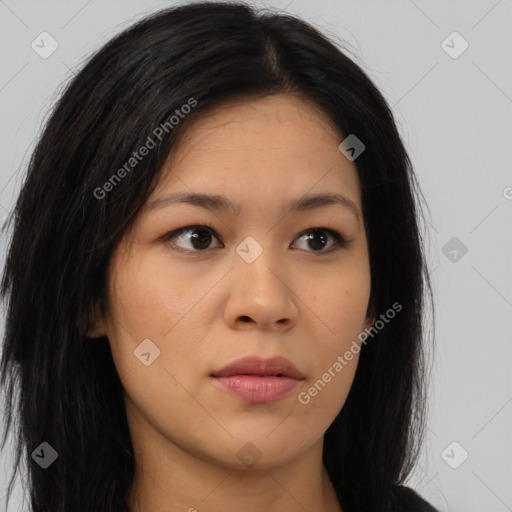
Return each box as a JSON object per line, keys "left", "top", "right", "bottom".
{"left": 211, "top": 355, "right": 305, "bottom": 380}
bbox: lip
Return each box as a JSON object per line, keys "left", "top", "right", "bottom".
{"left": 211, "top": 355, "right": 305, "bottom": 379}
{"left": 211, "top": 355, "right": 305, "bottom": 404}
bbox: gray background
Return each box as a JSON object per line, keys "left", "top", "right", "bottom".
{"left": 1, "top": 1, "right": 511, "bottom": 510}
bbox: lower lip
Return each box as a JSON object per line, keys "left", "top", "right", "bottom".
{"left": 212, "top": 375, "right": 302, "bottom": 403}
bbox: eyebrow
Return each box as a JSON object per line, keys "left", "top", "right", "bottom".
{"left": 145, "top": 191, "right": 361, "bottom": 222}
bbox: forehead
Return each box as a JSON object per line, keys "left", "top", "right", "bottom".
{"left": 151, "top": 94, "right": 362, "bottom": 210}
{"left": 168, "top": 94, "right": 345, "bottom": 161}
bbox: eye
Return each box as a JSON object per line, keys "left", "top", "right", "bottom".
{"left": 163, "top": 225, "right": 349, "bottom": 254}
{"left": 162, "top": 224, "right": 222, "bottom": 253}
{"left": 292, "top": 228, "right": 348, "bottom": 253}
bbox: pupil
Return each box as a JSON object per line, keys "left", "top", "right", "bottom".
{"left": 191, "top": 229, "right": 211, "bottom": 250}
{"left": 307, "top": 230, "right": 327, "bottom": 250}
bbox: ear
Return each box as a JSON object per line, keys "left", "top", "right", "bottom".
{"left": 82, "top": 300, "right": 107, "bottom": 339}
{"left": 364, "top": 302, "right": 377, "bottom": 330}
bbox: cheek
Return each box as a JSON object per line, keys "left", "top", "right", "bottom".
{"left": 107, "top": 254, "right": 201, "bottom": 337}
{"left": 309, "top": 266, "right": 371, "bottom": 337}
{"left": 299, "top": 266, "right": 369, "bottom": 398}
{"left": 300, "top": 352, "right": 359, "bottom": 414}
{"left": 297, "top": 287, "right": 364, "bottom": 422}
{"left": 104, "top": 253, "right": 220, "bottom": 384}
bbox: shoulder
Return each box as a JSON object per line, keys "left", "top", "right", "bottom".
{"left": 387, "top": 485, "right": 440, "bottom": 512}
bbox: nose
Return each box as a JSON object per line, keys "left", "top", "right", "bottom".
{"left": 223, "top": 239, "right": 299, "bottom": 331}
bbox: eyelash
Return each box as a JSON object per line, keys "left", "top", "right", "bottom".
{"left": 162, "top": 222, "right": 349, "bottom": 255}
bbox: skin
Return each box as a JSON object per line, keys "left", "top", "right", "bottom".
{"left": 88, "top": 94, "right": 376, "bottom": 512}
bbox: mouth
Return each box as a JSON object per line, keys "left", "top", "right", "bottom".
{"left": 210, "top": 355, "right": 305, "bottom": 380}
{"left": 210, "top": 355, "right": 305, "bottom": 403}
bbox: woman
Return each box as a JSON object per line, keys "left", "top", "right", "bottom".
{"left": 0, "top": 2, "right": 439, "bottom": 511}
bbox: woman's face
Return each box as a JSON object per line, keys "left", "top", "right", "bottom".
{"left": 93, "top": 94, "right": 374, "bottom": 471}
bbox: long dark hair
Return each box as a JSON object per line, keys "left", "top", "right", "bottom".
{"left": 0, "top": 2, "right": 435, "bottom": 511}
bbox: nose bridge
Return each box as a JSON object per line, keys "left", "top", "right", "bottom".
{"left": 234, "top": 231, "right": 279, "bottom": 271}
{"left": 233, "top": 233, "right": 289, "bottom": 298}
